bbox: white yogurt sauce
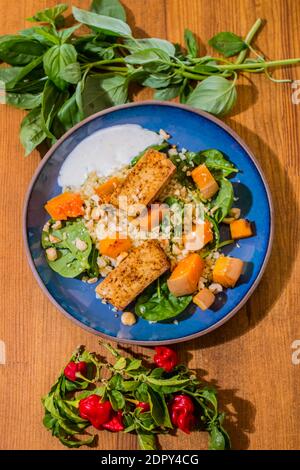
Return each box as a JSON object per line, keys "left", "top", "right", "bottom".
{"left": 58, "top": 124, "right": 163, "bottom": 188}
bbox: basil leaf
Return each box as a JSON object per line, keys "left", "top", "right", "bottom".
{"left": 31, "top": 27, "right": 60, "bottom": 45}
{"left": 0, "top": 35, "right": 45, "bottom": 65}
{"left": 82, "top": 74, "right": 128, "bottom": 117}
{"left": 5, "top": 92, "right": 41, "bottom": 109}
{"left": 57, "top": 90, "right": 81, "bottom": 132}
{"left": 125, "top": 48, "right": 170, "bottom": 65}
{"left": 211, "top": 178, "right": 234, "bottom": 222}
{"left": 141, "top": 73, "right": 172, "bottom": 89}
{"left": 20, "top": 26, "right": 57, "bottom": 46}
{"left": 27, "top": 3, "right": 68, "bottom": 25}
{"left": 154, "top": 85, "right": 181, "bottom": 100}
{"left": 58, "top": 25, "right": 81, "bottom": 44}
{"left": 135, "top": 276, "right": 192, "bottom": 322}
{"left": 41, "top": 80, "right": 68, "bottom": 138}
{"left": 184, "top": 29, "right": 198, "bottom": 58}
{"left": 91, "top": 0, "right": 126, "bottom": 22}
{"left": 59, "top": 62, "right": 81, "bottom": 84}
{"left": 5, "top": 56, "right": 44, "bottom": 90}
{"left": 209, "top": 32, "right": 247, "bottom": 58}
{"left": 137, "top": 430, "right": 157, "bottom": 450}
{"left": 186, "top": 76, "right": 237, "bottom": 116}
{"left": 72, "top": 6, "right": 131, "bottom": 38}
{"left": 125, "top": 38, "right": 175, "bottom": 56}
{"left": 75, "top": 38, "right": 115, "bottom": 60}
{"left": 43, "top": 44, "right": 77, "bottom": 91}
{"left": 200, "top": 149, "right": 238, "bottom": 177}
{"left": 0, "top": 66, "right": 23, "bottom": 84}
{"left": 20, "top": 107, "right": 46, "bottom": 155}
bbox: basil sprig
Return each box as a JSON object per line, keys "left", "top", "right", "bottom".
{"left": 0, "top": 2, "right": 299, "bottom": 155}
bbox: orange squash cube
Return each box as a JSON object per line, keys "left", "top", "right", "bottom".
{"left": 193, "top": 288, "right": 215, "bottom": 310}
{"left": 137, "top": 204, "right": 168, "bottom": 232}
{"left": 99, "top": 235, "right": 132, "bottom": 259}
{"left": 183, "top": 219, "right": 213, "bottom": 250}
{"left": 230, "top": 219, "right": 253, "bottom": 239}
{"left": 45, "top": 192, "right": 84, "bottom": 221}
{"left": 167, "top": 253, "right": 204, "bottom": 297}
{"left": 191, "top": 164, "right": 219, "bottom": 199}
{"left": 213, "top": 256, "right": 244, "bottom": 288}
{"left": 95, "top": 177, "right": 120, "bottom": 203}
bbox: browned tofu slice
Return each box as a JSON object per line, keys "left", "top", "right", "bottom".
{"left": 95, "top": 240, "right": 170, "bottom": 310}
{"left": 109, "top": 148, "right": 176, "bottom": 210}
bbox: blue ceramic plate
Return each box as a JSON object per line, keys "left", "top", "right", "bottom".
{"left": 24, "top": 102, "right": 273, "bottom": 345}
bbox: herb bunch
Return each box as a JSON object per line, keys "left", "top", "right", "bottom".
{"left": 1, "top": 0, "right": 298, "bottom": 156}
{"left": 42, "top": 342, "right": 230, "bottom": 450}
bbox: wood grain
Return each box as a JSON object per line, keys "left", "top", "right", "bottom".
{"left": 0, "top": 0, "right": 300, "bottom": 450}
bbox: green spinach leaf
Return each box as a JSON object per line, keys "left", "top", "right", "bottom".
{"left": 211, "top": 178, "right": 234, "bottom": 222}
{"left": 184, "top": 29, "right": 198, "bottom": 58}
{"left": 135, "top": 276, "right": 192, "bottom": 322}
{"left": 200, "top": 149, "right": 238, "bottom": 177}
{"left": 130, "top": 142, "right": 168, "bottom": 166}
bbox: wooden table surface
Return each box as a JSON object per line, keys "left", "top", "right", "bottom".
{"left": 1, "top": 0, "right": 300, "bottom": 450}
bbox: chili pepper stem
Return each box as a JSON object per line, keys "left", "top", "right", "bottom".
{"left": 76, "top": 373, "right": 96, "bottom": 383}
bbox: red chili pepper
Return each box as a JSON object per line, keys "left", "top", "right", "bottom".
{"left": 136, "top": 402, "right": 150, "bottom": 413}
{"left": 102, "top": 410, "right": 124, "bottom": 432}
{"left": 169, "top": 394, "right": 196, "bottom": 434}
{"left": 79, "top": 395, "right": 112, "bottom": 430}
{"left": 153, "top": 346, "right": 178, "bottom": 373}
{"left": 64, "top": 361, "right": 87, "bottom": 381}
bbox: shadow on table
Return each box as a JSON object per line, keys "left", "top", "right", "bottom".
{"left": 192, "top": 367, "right": 256, "bottom": 450}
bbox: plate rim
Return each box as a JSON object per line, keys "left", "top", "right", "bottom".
{"left": 23, "top": 100, "right": 274, "bottom": 345}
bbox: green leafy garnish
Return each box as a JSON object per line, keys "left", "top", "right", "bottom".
{"left": 42, "top": 343, "right": 230, "bottom": 450}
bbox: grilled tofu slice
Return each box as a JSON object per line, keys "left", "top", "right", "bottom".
{"left": 95, "top": 240, "right": 170, "bottom": 310}
{"left": 109, "top": 148, "right": 176, "bottom": 211}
